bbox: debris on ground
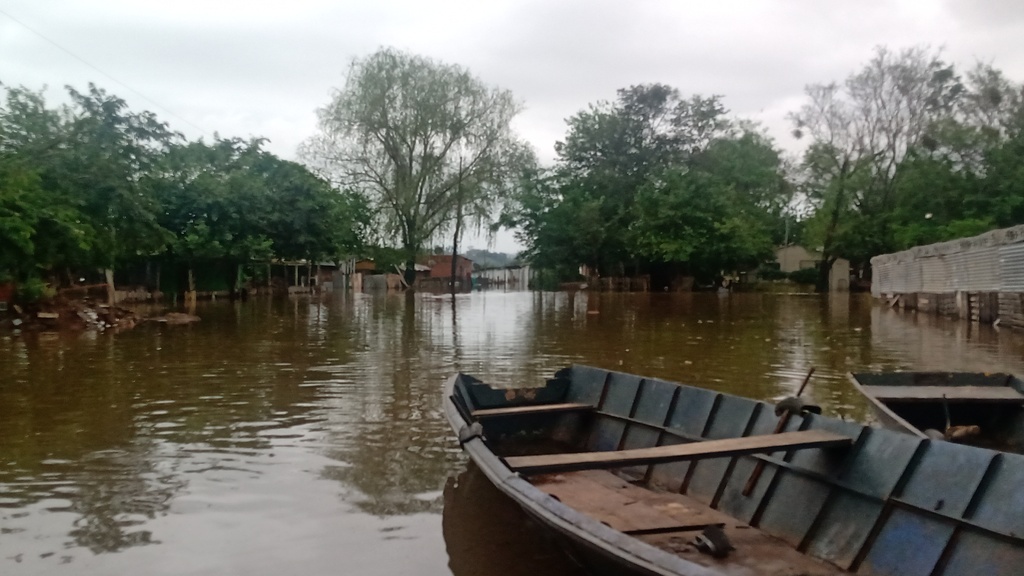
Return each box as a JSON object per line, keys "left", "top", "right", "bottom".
{"left": 145, "top": 312, "right": 201, "bottom": 325}
{"left": 1, "top": 298, "right": 140, "bottom": 332}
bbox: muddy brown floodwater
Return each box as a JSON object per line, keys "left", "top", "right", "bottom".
{"left": 3, "top": 291, "right": 1024, "bottom": 575}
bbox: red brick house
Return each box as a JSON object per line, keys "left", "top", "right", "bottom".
{"left": 423, "top": 255, "right": 473, "bottom": 279}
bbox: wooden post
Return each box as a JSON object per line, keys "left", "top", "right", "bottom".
{"left": 104, "top": 268, "right": 115, "bottom": 304}
{"left": 185, "top": 266, "right": 197, "bottom": 310}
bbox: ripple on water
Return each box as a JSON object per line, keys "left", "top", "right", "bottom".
{"left": 2, "top": 292, "right": 1024, "bottom": 576}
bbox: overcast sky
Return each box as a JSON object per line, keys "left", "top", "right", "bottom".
{"left": 2, "top": 0, "right": 1023, "bottom": 252}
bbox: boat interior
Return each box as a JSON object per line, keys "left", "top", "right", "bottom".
{"left": 451, "top": 366, "right": 1024, "bottom": 576}
{"left": 852, "top": 372, "right": 1024, "bottom": 452}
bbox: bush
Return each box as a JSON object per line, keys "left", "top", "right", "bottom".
{"left": 15, "top": 277, "right": 54, "bottom": 302}
{"left": 756, "top": 266, "right": 788, "bottom": 281}
{"left": 788, "top": 267, "right": 819, "bottom": 285}
{"left": 529, "top": 268, "right": 564, "bottom": 291}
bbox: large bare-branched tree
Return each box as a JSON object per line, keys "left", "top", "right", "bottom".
{"left": 790, "top": 46, "right": 962, "bottom": 289}
{"left": 302, "top": 48, "right": 526, "bottom": 287}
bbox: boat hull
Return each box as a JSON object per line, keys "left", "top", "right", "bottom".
{"left": 445, "top": 366, "right": 1024, "bottom": 576}
{"left": 443, "top": 374, "right": 716, "bottom": 576}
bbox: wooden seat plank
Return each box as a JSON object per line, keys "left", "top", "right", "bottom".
{"left": 505, "top": 430, "right": 852, "bottom": 475}
{"left": 862, "top": 385, "right": 1024, "bottom": 403}
{"left": 471, "top": 402, "right": 594, "bottom": 418}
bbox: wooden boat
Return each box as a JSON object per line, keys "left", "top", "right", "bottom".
{"left": 444, "top": 365, "right": 1024, "bottom": 576}
{"left": 848, "top": 371, "right": 1024, "bottom": 452}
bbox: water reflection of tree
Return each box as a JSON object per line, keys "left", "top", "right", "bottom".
{"left": 319, "top": 294, "right": 466, "bottom": 516}
{"left": 0, "top": 302, "right": 330, "bottom": 554}
{"left": 442, "top": 465, "right": 585, "bottom": 576}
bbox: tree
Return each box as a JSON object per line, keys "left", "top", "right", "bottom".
{"left": 0, "top": 81, "right": 371, "bottom": 302}
{"left": 629, "top": 130, "right": 785, "bottom": 280}
{"left": 505, "top": 84, "right": 786, "bottom": 285}
{"left": 790, "top": 46, "right": 962, "bottom": 289}
{"left": 443, "top": 142, "right": 535, "bottom": 292}
{"left": 302, "top": 48, "right": 525, "bottom": 287}
{"left": 63, "top": 84, "right": 178, "bottom": 299}
{"left": 549, "top": 85, "right": 730, "bottom": 276}
{"left": 154, "top": 138, "right": 369, "bottom": 294}
{"left": 0, "top": 86, "right": 97, "bottom": 285}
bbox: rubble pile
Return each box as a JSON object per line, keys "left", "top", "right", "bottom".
{"left": 2, "top": 299, "right": 139, "bottom": 332}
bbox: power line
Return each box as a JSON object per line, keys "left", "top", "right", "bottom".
{"left": 0, "top": 6, "right": 212, "bottom": 137}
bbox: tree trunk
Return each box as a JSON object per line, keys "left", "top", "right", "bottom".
{"left": 404, "top": 255, "right": 417, "bottom": 289}
{"left": 817, "top": 258, "right": 834, "bottom": 293}
{"left": 186, "top": 265, "right": 197, "bottom": 310}
{"left": 104, "top": 268, "right": 115, "bottom": 304}
{"left": 450, "top": 158, "right": 465, "bottom": 295}
{"left": 228, "top": 261, "right": 239, "bottom": 300}
{"left": 818, "top": 159, "right": 849, "bottom": 293}
{"left": 450, "top": 204, "right": 463, "bottom": 295}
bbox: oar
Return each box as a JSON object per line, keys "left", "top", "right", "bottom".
{"left": 942, "top": 394, "right": 952, "bottom": 432}
{"left": 742, "top": 367, "right": 815, "bottom": 496}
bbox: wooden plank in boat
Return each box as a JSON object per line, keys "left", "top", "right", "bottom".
{"left": 471, "top": 402, "right": 595, "bottom": 418}
{"left": 862, "top": 385, "right": 1024, "bottom": 403}
{"left": 531, "top": 470, "right": 722, "bottom": 534}
{"left": 535, "top": 470, "right": 843, "bottom": 575}
{"left": 506, "top": 430, "right": 852, "bottom": 475}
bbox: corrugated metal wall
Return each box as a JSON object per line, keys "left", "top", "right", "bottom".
{"left": 920, "top": 256, "right": 950, "bottom": 293}
{"left": 872, "top": 261, "right": 890, "bottom": 297}
{"left": 1001, "top": 244, "right": 1024, "bottom": 292}
{"left": 871, "top": 224, "right": 1024, "bottom": 294}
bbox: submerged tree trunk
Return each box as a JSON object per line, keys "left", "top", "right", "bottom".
{"left": 228, "top": 261, "right": 239, "bottom": 300}
{"left": 817, "top": 257, "right": 835, "bottom": 293}
{"left": 403, "top": 254, "right": 417, "bottom": 289}
{"left": 104, "top": 268, "right": 115, "bottom": 304}
{"left": 817, "top": 159, "right": 850, "bottom": 293}
{"left": 450, "top": 194, "right": 464, "bottom": 295}
{"left": 185, "top": 265, "right": 197, "bottom": 310}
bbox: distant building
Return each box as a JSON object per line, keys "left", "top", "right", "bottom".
{"left": 423, "top": 255, "right": 473, "bottom": 279}
{"left": 354, "top": 259, "right": 377, "bottom": 273}
{"left": 774, "top": 245, "right": 850, "bottom": 291}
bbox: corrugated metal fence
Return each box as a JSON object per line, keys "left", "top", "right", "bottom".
{"left": 872, "top": 225, "right": 1024, "bottom": 297}
{"left": 474, "top": 266, "right": 533, "bottom": 288}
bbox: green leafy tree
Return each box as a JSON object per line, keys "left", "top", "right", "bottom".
{"left": 550, "top": 84, "right": 730, "bottom": 275}
{"left": 506, "top": 85, "right": 786, "bottom": 285}
{"left": 63, "top": 85, "right": 178, "bottom": 276}
{"left": 0, "top": 86, "right": 96, "bottom": 284}
{"left": 154, "top": 139, "right": 272, "bottom": 291}
{"left": 629, "top": 131, "right": 783, "bottom": 280}
{"left": 303, "top": 47, "right": 525, "bottom": 287}
{"left": 262, "top": 157, "right": 370, "bottom": 263}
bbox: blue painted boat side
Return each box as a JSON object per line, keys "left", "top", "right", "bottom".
{"left": 445, "top": 366, "right": 1024, "bottom": 576}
